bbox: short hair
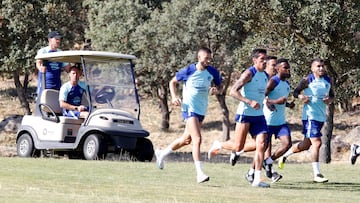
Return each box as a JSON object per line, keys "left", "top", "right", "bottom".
{"left": 251, "top": 48, "right": 267, "bottom": 58}
{"left": 276, "top": 58, "right": 289, "bottom": 65}
{"left": 310, "top": 58, "right": 324, "bottom": 66}
{"left": 267, "top": 56, "right": 277, "bottom": 61}
{"left": 198, "top": 47, "right": 212, "bottom": 54}
{"left": 69, "top": 63, "right": 82, "bottom": 72}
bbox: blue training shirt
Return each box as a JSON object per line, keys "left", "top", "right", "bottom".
{"left": 176, "top": 63, "right": 221, "bottom": 116}
{"left": 236, "top": 66, "right": 268, "bottom": 116}
{"left": 264, "top": 75, "right": 291, "bottom": 125}
{"left": 37, "top": 46, "right": 68, "bottom": 95}
{"left": 302, "top": 73, "right": 331, "bottom": 122}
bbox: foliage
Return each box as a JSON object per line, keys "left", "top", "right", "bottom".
{"left": 84, "top": 0, "right": 150, "bottom": 53}
{"left": 217, "top": 0, "right": 360, "bottom": 102}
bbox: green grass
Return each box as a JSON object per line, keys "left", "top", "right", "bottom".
{"left": 0, "top": 158, "right": 359, "bottom": 203}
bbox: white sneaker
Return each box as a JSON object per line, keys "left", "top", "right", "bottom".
{"left": 197, "top": 173, "right": 210, "bottom": 183}
{"left": 313, "top": 174, "right": 328, "bottom": 183}
{"left": 208, "top": 140, "right": 221, "bottom": 160}
{"left": 155, "top": 149, "right": 164, "bottom": 169}
{"left": 252, "top": 181, "right": 270, "bottom": 188}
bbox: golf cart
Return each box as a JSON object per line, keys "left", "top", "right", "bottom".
{"left": 16, "top": 50, "right": 154, "bottom": 161}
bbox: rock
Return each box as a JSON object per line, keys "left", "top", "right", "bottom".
{"left": 0, "top": 115, "right": 23, "bottom": 133}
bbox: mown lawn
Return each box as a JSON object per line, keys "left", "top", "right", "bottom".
{"left": 0, "top": 157, "right": 359, "bottom": 203}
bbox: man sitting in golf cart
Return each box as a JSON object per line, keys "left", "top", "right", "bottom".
{"left": 59, "top": 64, "right": 89, "bottom": 119}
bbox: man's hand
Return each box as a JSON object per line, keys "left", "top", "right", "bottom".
{"left": 248, "top": 100, "right": 260, "bottom": 110}
{"left": 209, "top": 87, "right": 221, "bottom": 95}
{"left": 171, "top": 97, "right": 181, "bottom": 106}
{"left": 298, "top": 94, "right": 310, "bottom": 104}
{"left": 39, "top": 65, "right": 46, "bottom": 73}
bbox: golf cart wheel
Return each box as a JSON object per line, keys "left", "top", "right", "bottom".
{"left": 17, "top": 133, "right": 36, "bottom": 157}
{"left": 83, "top": 134, "right": 107, "bottom": 160}
{"left": 133, "top": 138, "right": 154, "bottom": 162}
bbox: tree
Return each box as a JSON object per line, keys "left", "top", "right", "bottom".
{"left": 216, "top": 0, "right": 360, "bottom": 162}
{"left": 132, "top": 0, "right": 247, "bottom": 135}
{"left": 0, "top": 0, "right": 87, "bottom": 114}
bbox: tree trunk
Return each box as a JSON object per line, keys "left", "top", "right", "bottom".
{"left": 216, "top": 93, "right": 231, "bottom": 141}
{"left": 157, "top": 84, "right": 170, "bottom": 130}
{"left": 13, "top": 70, "right": 32, "bottom": 115}
{"left": 320, "top": 102, "right": 335, "bottom": 163}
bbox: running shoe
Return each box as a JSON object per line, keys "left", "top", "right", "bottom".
{"left": 245, "top": 170, "right": 254, "bottom": 184}
{"left": 208, "top": 140, "right": 221, "bottom": 160}
{"left": 278, "top": 156, "right": 287, "bottom": 169}
{"left": 230, "top": 151, "right": 240, "bottom": 166}
{"left": 313, "top": 174, "right": 328, "bottom": 183}
{"left": 271, "top": 172, "right": 283, "bottom": 183}
{"left": 350, "top": 144, "right": 359, "bottom": 165}
{"left": 252, "top": 181, "right": 270, "bottom": 188}
{"left": 197, "top": 173, "right": 210, "bottom": 183}
{"left": 155, "top": 149, "right": 164, "bottom": 169}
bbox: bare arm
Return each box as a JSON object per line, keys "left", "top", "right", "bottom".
{"left": 36, "top": 59, "right": 46, "bottom": 73}
{"left": 59, "top": 100, "right": 87, "bottom": 112}
{"left": 169, "top": 76, "right": 181, "bottom": 106}
{"left": 293, "top": 77, "right": 310, "bottom": 103}
{"left": 229, "top": 70, "right": 260, "bottom": 109}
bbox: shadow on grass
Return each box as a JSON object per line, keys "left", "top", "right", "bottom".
{"left": 274, "top": 181, "right": 360, "bottom": 192}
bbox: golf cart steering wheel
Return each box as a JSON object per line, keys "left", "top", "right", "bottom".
{"left": 95, "top": 86, "right": 115, "bottom": 104}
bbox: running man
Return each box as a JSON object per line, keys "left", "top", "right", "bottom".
{"left": 262, "top": 58, "right": 294, "bottom": 182}
{"left": 278, "top": 58, "right": 334, "bottom": 183}
{"left": 155, "top": 47, "right": 222, "bottom": 183}
{"left": 208, "top": 48, "right": 270, "bottom": 188}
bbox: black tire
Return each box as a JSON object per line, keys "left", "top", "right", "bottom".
{"left": 83, "top": 134, "right": 107, "bottom": 160}
{"left": 17, "top": 133, "right": 35, "bottom": 158}
{"left": 133, "top": 138, "right": 154, "bottom": 162}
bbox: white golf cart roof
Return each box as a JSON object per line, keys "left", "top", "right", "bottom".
{"left": 35, "top": 50, "right": 137, "bottom": 63}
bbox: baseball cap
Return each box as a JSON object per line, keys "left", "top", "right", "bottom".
{"left": 47, "top": 31, "right": 62, "bottom": 39}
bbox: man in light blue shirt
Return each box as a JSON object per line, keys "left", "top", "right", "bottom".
{"left": 155, "top": 47, "right": 222, "bottom": 183}
{"left": 278, "top": 58, "right": 334, "bottom": 183}
{"left": 208, "top": 48, "right": 270, "bottom": 188}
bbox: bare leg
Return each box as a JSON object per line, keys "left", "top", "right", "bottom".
{"left": 271, "top": 136, "right": 292, "bottom": 160}
{"left": 222, "top": 122, "right": 250, "bottom": 151}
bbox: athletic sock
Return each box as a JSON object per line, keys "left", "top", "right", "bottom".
{"left": 235, "top": 150, "right": 244, "bottom": 156}
{"left": 194, "top": 161, "right": 204, "bottom": 175}
{"left": 161, "top": 146, "right": 173, "bottom": 159}
{"left": 265, "top": 157, "right": 274, "bottom": 165}
{"left": 312, "top": 162, "right": 320, "bottom": 175}
{"left": 248, "top": 167, "right": 255, "bottom": 175}
{"left": 283, "top": 147, "right": 294, "bottom": 158}
{"left": 253, "top": 170, "right": 261, "bottom": 184}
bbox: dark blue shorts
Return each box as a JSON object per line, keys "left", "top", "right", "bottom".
{"left": 302, "top": 119, "right": 324, "bottom": 138}
{"left": 235, "top": 114, "right": 267, "bottom": 137}
{"left": 267, "top": 124, "right": 291, "bottom": 143}
{"left": 182, "top": 111, "right": 205, "bottom": 123}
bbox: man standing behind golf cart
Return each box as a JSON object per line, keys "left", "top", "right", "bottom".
{"left": 36, "top": 31, "right": 70, "bottom": 96}
{"left": 59, "top": 64, "right": 89, "bottom": 119}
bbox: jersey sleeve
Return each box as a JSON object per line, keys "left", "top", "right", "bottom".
{"left": 207, "top": 66, "right": 222, "bottom": 86}
{"left": 175, "top": 64, "right": 196, "bottom": 82}
{"left": 59, "top": 83, "right": 69, "bottom": 101}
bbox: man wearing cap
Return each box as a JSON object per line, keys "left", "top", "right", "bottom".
{"left": 36, "top": 31, "right": 70, "bottom": 96}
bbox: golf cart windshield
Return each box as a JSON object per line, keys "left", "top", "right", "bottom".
{"left": 84, "top": 58, "right": 139, "bottom": 118}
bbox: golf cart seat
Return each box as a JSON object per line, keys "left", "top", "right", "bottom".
{"left": 39, "top": 89, "right": 83, "bottom": 125}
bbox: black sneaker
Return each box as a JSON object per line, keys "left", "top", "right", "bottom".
{"left": 271, "top": 172, "right": 283, "bottom": 183}
{"left": 230, "top": 152, "right": 240, "bottom": 166}
{"left": 262, "top": 162, "right": 273, "bottom": 178}
{"left": 245, "top": 170, "right": 254, "bottom": 184}
{"left": 350, "top": 144, "right": 359, "bottom": 165}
